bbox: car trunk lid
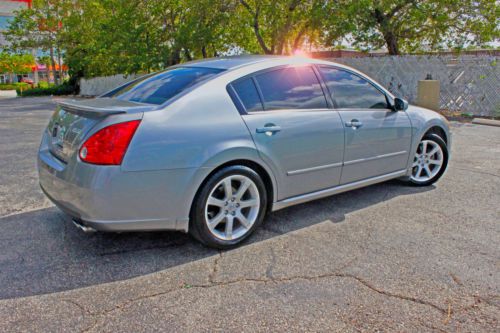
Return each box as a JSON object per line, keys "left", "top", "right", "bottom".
{"left": 47, "top": 98, "right": 152, "bottom": 163}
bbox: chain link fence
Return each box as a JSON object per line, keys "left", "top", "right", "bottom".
{"left": 328, "top": 55, "right": 500, "bottom": 117}
{"left": 79, "top": 55, "right": 500, "bottom": 117}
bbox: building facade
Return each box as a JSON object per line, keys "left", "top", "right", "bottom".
{"left": 0, "top": 0, "right": 31, "bottom": 48}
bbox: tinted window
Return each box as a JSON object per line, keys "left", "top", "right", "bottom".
{"left": 232, "top": 78, "right": 263, "bottom": 112}
{"left": 108, "top": 67, "right": 223, "bottom": 105}
{"left": 255, "top": 66, "right": 327, "bottom": 110}
{"left": 320, "top": 67, "right": 388, "bottom": 109}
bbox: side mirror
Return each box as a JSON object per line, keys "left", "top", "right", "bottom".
{"left": 394, "top": 97, "right": 408, "bottom": 111}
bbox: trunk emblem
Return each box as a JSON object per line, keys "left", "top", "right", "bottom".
{"left": 52, "top": 124, "right": 66, "bottom": 147}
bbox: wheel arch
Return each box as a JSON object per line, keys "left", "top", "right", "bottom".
{"left": 190, "top": 155, "right": 278, "bottom": 220}
{"left": 424, "top": 125, "right": 448, "bottom": 144}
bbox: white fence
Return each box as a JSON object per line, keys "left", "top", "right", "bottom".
{"left": 79, "top": 74, "right": 140, "bottom": 96}
{"left": 79, "top": 55, "right": 499, "bottom": 117}
{"left": 330, "top": 55, "right": 499, "bottom": 117}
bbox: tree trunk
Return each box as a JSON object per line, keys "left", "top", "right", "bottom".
{"left": 373, "top": 8, "right": 400, "bottom": 55}
{"left": 240, "top": 0, "right": 272, "bottom": 54}
{"left": 57, "top": 47, "right": 63, "bottom": 83}
{"left": 201, "top": 46, "right": 207, "bottom": 58}
{"left": 292, "top": 25, "right": 308, "bottom": 52}
{"left": 184, "top": 48, "right": 193, "bottom": 61}
{"left": 384, "top": 31, "right": 399, "bottom": 55}
{"left": 49, "top": 46, "right": 59, "bottom": 85}
{"left": 167, "top": 49, "right": 181, "bottom": 66}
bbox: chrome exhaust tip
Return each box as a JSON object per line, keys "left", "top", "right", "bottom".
{"left": 72, "top": 219, "right": 97, "bottom": 233}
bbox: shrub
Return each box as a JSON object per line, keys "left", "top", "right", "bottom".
{"left": 17, "top": 83, "right": 76, "bottom": 97}
{"left": 0, "top": 83, "right": 30, "bottom": 90}
{"left": 37, "top": 81, "right": 51, "bottom": 89}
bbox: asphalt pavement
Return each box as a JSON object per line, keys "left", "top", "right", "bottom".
{"left": 0, "top": 97, "right": 498, "bottom": 332}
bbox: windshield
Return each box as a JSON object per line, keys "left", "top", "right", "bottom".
{"left": 104, "top": 67, "right": 224, "bottom": 105}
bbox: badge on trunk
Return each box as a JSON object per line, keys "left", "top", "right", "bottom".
{"left": 52, "top": 123, "right": 65, "bottom": 148}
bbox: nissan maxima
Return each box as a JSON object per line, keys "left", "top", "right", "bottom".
{"left": 38, "top": 56, "right": 450, "bottom": 248}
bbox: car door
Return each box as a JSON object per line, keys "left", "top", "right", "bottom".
{"left": 318, "top": 66, "right": 412, "bottom": 185}
{"left": 229, "top": 65, "right": 345, "bottom": 200}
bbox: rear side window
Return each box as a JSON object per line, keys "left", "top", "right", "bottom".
{"left": 107, "top": 67, "right": 224, "bottom": 105}
{"left": 232, "top": 78, "right": 263, "bottom": 112}
{"left": 254, "top": 66, "right": 327, "bottom": 110}
{"left": 319, "top": 67, "right": 388, "bottom": 109}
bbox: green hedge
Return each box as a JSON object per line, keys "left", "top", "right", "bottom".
{"left": 17, "top": 83, "right": 76, "bottom": 96}
{"left": 0, "top": 83, "right": 30, "bottom": 90}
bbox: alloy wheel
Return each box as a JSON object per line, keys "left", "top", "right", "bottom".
{"left": 204, "top": 175, "right": 261, "bottom": 241}
{"left": 410, "top": 139, "right": 444, "bottom": 183}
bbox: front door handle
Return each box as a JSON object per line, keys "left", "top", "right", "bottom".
{"left": 256, "top": 125, "right": 281, "bottom": 135}
{"left": 345, "top": 119, "right": 363, "bottom": 129}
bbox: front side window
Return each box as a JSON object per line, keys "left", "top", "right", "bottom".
{"left": 107, "top": 67, "right": 224, "bottom": 105}
{"left": 254, "top": 66, "right": 327, "bottom": 110}
{"left": 319, "top": 67, "right": 388, "bottom": 109}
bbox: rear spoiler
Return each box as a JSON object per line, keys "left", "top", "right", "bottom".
{"left": 56, "top": 99, "right": 127, "bottom": 117}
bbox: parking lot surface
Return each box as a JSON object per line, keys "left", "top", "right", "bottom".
{"left": 0, "top": 97, "right": 499, "bottom": 332}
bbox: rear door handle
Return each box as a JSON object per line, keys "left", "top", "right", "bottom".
{"left": 256, "top": 125, "right": 281, "bottom": 135}
{"left": 345, "top": 119, "right": 363, "bottom": 129}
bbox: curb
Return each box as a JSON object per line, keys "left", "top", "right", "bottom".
{"left": 472, "top": 118, "right": 500, "bottom": 127}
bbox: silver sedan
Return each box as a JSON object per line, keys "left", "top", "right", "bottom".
{"left": 38, "top": 56, "right": 451, "bottom": 248}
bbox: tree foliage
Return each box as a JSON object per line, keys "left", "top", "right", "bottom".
{"left": 4, "top": 0, "right": 499, "bottom": 78}
{"left": 5, "top": 0, "right": 68, "bottom": 83}
{"left": 329, "top": 0, "right": 500, "bottom": 54}
{"left": 0, "top": 53, "right": 35, "bottom": 82}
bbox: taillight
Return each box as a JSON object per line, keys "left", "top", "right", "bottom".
{"left": 79, "top": 120, "right": 141, "bottom": 165}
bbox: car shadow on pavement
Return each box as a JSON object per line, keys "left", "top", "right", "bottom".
{"left": 0, "top": 180, "right": 434, "bottom": 300}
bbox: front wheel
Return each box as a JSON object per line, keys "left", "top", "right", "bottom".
{"left": 408, "top": 133, "right": 449, "bottom": 186}
{"left": 189, "top": 166, "right": 267, "bottom": 249}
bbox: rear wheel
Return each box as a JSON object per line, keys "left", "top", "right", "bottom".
{"left": 189, "top": 166, "right": 267, "bottom": 249}
{"left": 408, "top": 133, "right": 448, "bottom": 186}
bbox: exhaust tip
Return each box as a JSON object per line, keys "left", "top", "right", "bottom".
{"left": 72, "top": 219, "right": 97, "bottom": 233}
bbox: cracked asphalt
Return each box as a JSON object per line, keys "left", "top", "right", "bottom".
{"left": 0, "top": 97, "right": 499, "bottom": 332}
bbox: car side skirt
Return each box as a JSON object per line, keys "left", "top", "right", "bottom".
{"left": 272, "top": 169, "right": 407, "bottom": 211}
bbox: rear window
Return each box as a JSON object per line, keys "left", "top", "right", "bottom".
{"left": 106, "top": 67, "right": 224, "bottom": 105}
{"left": 232, "top": 78, "right": 263, "bottom": 112}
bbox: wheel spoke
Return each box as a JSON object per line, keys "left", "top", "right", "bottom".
{"left": 415, "top": 165, "right": 423, "bottom": 178}
{"left": 208, "top": 212, "right": 225, "bottom": 229}
{"left": 412, "top": 158, "right": 419, "bottom": 167}
{"left": 222, "top": 178, "right": 233, "bottom": 199}
{"left": 428, "top": 146, "right": 440, "bottom": 156}
{"left": 424, "top": 164, "right": 432, "bottom": 177}
{"left": 422, "top": 141, "right": 428, "bottom": 154}
{"left": 239, "top": 198, "right": 258, "bottom": 208}
{"left": 207, "top": 197, "right": 226, "bottom": 207}
{"left": 225, "top": 215, "right": 234, "bottom": 239}
{"left": 236, "top": 212, "right": 251, "bottom": 229}
{"left": 235, "top": 179, "right": 251, "bottom": 200}
{"left": 428, "top": 159, "right": 442, "bottom": 166}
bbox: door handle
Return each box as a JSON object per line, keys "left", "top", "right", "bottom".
{"left": 256, "top": 125, "right": 281, "bottom": 135}
{"left": 345, "top": 119, "right": 363, "bottom": 129}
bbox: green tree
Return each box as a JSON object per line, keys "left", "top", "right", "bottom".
{"left": 236, "top": 0, "right": 328, "bottom": 55}
{"left": 327, "top": 0, "right": 500, "bottom": 55}
{"left": 5, "top": 0, "right": 68, "bottom": 84}
{"left": 0, "top": 53, "right": 35, "bottom": 83}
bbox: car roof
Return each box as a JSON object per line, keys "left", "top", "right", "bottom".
{"left": 180, "top": 55, "right": 363, "bottom": 76}
{"left": 181, "top": 55, "right": 310, "bottom": 70}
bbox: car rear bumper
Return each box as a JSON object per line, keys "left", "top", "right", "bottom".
{"left": 37, "top": 135, "right": 207, "bottom": 232}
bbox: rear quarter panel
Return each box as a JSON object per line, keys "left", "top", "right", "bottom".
{"left": 121, "top": 79, "right": 257, "bottom": 171}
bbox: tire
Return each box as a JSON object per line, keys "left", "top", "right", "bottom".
{"left": 189, "top": 165, "right": 268, "bottom": 249}
{"left": 406, "top": 133, "right": 449, "bottom": 186}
